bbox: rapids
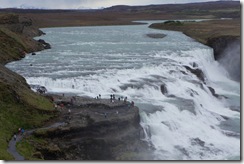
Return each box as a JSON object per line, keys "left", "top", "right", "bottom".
{"left": 6, "top": 21, "right": 240, "bottom": 160}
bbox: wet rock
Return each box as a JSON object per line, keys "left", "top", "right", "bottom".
{"left": 180, "top": 70, "right": 187, "bottom": 75}
{"left": 192, "top": 62, "right": 198, "bottom": 68}
{"left": 160, "top": 83, "right": 168, "bottom": 95}
{"left": 146, "top": 33, "right": 166, "bottom": 39}
{"left": 184, "top": 66, "right": 205, "bottom": 82}
{"left": 30, "top": 85, "right": 47, "bottom": 94}
{"left": 229, "top": 106, "right": 240, "bottom": 112}
{"left": 207, "top": 86, "right": 228, "bottom": 99}
{"left": 191, "top": 138, "right": 205, "bottom": 147}
{"left": 207, "top": 86, "right": 219, "bottom": 98}
{"left": 220, "top": 115, "right": 229, "bottom": 120}
{"left": 38, "top": 39, "right": 51, "bottom": 49}
{"left": 206, "top": 36, "right": 240, "bottom": 60}
{"left": 221, "top": 131, "right": 240, "bottom": 138}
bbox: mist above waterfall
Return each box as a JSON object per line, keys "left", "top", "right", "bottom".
{"left": 218, "top": 39, "right": 240, "bottom": 82}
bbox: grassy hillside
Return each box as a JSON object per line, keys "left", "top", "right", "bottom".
{"left": 0, "top": 14, "right": 54, "bottom": 160}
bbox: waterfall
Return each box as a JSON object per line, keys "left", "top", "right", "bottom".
{"left": 6, "top": 22, "right": 240, "bottom": 160}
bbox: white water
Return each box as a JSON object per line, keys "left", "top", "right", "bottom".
{"left": 6, "top": 21, "right": 240, "bottom": 160}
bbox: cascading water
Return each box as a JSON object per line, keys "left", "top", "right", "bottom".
{"left": 6, "top": 21, "right": 240, "bottom": 160}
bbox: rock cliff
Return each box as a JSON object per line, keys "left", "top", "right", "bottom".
{"left": 25, "top": 96, "right": 152, "bottom": 160}
{"left": 206, "top": 36, "right": 240, "bottom": 60}
{"left": 207, "top": 36, "right": 240, "bottom": 81}
{"left": 0, "top": 14, "right": 48, "bottom": 64}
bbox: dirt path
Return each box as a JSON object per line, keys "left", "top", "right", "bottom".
{"left": 7, "top": 134, "right": 25, "bottom": 160}
{"left": 7, "top": 94, "right": 134, "bottom": 160}
{"left": 7, "top": 122, "right": 66, "bottom": 160}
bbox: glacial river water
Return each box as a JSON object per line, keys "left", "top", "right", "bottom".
{"left": 6, "top": 21, "right": 240, "bottom": 160}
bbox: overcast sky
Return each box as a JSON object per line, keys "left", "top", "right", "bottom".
{"left": 0, "top": 0, "right": 240, "bottom": 9}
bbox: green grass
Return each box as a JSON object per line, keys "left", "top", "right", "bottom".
{"left": 0, "top": 28, "right": 25, "bottom": 64}
{"left": 0, "top": 100, "right": 54, "bottom": 160}
{"left": 0, "top": 28, "right": 26, "bottom": 48}
{"left": 0, "top": 36, "right": 54, "bottom": 159}
{"left": 164, "top": 20, "right": 184, "bottom": 26}
{"left": 16, "top": 140, "right": 35, "bottom": 160}
{"left": 16, "top": 135, "right": 48, "bottom": 160}
{"left": 0, "top": 18, "right": 56, "bottom": 159}
{"left": 0, "top": 75, "right": 54, "bottom": 160}
{"left": 0, "top": 83, "right": 54, "bottom": 160}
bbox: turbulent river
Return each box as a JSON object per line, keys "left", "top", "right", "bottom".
{"left": 6, "top": 21, "right": 240, "bottom": 160}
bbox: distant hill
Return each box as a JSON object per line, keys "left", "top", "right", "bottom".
{"left": 0, "top": 1, "right": 240, "bottom": 28}
{"left": 103, "top": 1, "right": 240, "bottom": 18}
{"left": 0, "top": 1, "right": 240, "bottom": 18}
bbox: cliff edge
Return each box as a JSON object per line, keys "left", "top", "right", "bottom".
{"left": 17, "top": 95, "right": 152, "bottom": 160}
{"left": 149, "top": 19, "right": 241, "bottom": 81}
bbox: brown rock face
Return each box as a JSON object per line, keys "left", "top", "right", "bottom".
{"left": 32, "top": 98, "right": 152, "bottom": 160}
{"left": 206, "top": 36, "right": 240, "bottom": 60}
{"left": 207, "top": 36, "right": 240, "bottom": 82}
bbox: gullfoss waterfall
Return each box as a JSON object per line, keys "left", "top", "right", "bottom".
{"left": 6, "top": 23, "right": 240, "bottom": 160}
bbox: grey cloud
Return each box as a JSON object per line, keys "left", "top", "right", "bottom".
{"left": 0, "top": 0, "right": 222, "bottom": 9}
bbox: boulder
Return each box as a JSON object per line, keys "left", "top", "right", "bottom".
{"left": 38, "top": 39, "right": 51, "bottom": 49}
{"left": 191, "top": 138, "right": 205, "bottom": 147}
{"left": 146, "top": 33, "right": 166, "bottom": 39}
{"left": 160, "top": 83, "right": 168, "bottom": 95}
{"left": 207, "top": 86, "right": 219, "bottom": 98}
{"left": 184, "top": 66, "right": 205, "bottom": 82}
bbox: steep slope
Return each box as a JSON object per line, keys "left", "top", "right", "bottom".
{"left": 0, "top": 14, "right": 54, "bottom": 160}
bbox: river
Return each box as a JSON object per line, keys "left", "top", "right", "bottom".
{"left": 6, "top": 21, "right": 240, "bottom": 160}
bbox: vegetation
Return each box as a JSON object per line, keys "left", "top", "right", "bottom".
{"left": 16, "top": 135, "right": 47, "bottom": 160}
{"left": 149, "top": 19, "right": 240, "bottom": 44}
{"left": 0, "top": 14, "right": 54, "bottom": 160}
{"left": 164, "top": 20, "right": 183, "bottom": 26}
{"left": 0, "top": 1, "right": 240, "bottom": 159}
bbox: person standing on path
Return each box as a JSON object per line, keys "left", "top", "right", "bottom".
{"left": 18, "top": 128, "right": 21, "bottom": 135}
{"left": 124, "top": 97, "right": 127, "bottom": 103}
{"left": 21, "top": 128, "right": 25, "bottom": 135}
{"left": 14, "top": 134, "right": 17, "bottom": 141}
{"left": 110, "top": 95, "right": 113, "bottom": 102}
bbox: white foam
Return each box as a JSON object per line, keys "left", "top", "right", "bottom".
{"left": 7, "top": 24, "right": 240, "bottom": 160}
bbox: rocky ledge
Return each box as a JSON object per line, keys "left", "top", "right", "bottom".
{"left": 23, "top": 94, "right": 152, "bottom": 160}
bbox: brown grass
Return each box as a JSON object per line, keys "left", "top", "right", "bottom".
{"left": 149, "top": 19, "right": 240, "bottom": 44}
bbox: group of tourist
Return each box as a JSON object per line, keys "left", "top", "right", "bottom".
{"left": 109, "top": 94, "right": 129, "bottom": 103}
{"left": 13, "top": 128, "right": 25, "bottom": 141}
